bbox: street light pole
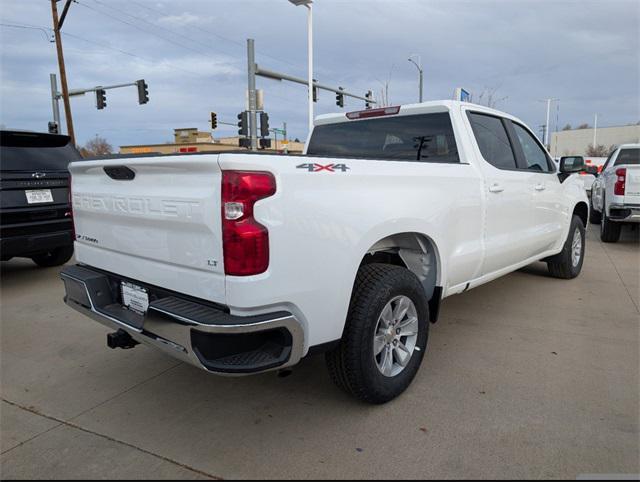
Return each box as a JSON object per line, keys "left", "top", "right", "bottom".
{"left": 593, "top": 113, "right": 598, "bottom": 147}
{"left": 408, "top": 54, "right": 423, "bottom": 103}
{"left": 289, "top": 0, "right": 314, "bottom": 133}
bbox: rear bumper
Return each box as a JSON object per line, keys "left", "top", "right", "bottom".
{"left": 60, "top": 265, "right": 305, "bottom": 375}
{"left": 608, "top": 204, "right": 640, "bottom": 223}
{"left": 1, "top": 230, "right": 73, "bottom": 259}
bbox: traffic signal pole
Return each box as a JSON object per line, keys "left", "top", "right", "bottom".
{"left": 247, "top": 39, "right": 258, "bottom": 151}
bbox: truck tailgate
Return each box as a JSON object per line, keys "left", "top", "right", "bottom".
{"left": 69, "top": 155, "right": 225, "bottom": 303}
{"left": 624, "top": 165, "right": 640, "bottom": 204}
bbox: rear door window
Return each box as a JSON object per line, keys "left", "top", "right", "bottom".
{"left": 306, "top": 112, "right": 459, "bottom": 163}
{"left": 467, "top": 112, "right": 517, "bottom": 170}
{"left": 614, "top": 148, "right": 640, "bottom": 165}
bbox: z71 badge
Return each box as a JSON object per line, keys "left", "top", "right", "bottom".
{"left": 297, "top": 163, "right": 350, "bottom": 172}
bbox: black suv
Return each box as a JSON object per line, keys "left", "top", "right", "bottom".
{"left": 1, "top": 130, "right": 81, "bottom": 267}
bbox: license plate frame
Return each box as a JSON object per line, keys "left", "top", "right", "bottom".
{"left": 25, "top": 189, "right": 54, "bottom": 204}
{"left": 121, "top": 281, "right": 149, "bottom": 316}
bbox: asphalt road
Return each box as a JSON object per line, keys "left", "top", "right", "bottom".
{"left": 1, "top": 227, "right": 639, "bottom": 479}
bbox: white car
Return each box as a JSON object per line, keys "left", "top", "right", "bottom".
{"left": 590, "top": 143, "right": 640, "bottom": 242}
{"left": 60, "top": 101, "right": 589, "bottom": 403}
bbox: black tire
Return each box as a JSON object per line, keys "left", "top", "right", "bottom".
{"left": 31, "top": 245, "right": 74, "bottom": 268}
{"left": 325, "top": 263, "right": 429, "bottom": 404}
{"left": 600, "top": 201, "right": 621, "bottom": 243}
{"left": 547, "top": 215, "right": 585, "bottom": 279}
{"left": 589, "top": 194, "right": 601, "bottom": 224}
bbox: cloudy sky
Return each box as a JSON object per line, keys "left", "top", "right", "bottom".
{"left": 0, "top": 0, "right": 638, "bottom": 148}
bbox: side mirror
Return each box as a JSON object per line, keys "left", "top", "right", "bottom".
{"left": 559, "top": 156, "right": 585, "bottom": 173}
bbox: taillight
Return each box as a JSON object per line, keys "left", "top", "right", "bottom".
{"left": 221, "top": 171, "right": 276, "bottom": 276}
{"left": 614, "top": 168, "right": 626, "bottom": 196}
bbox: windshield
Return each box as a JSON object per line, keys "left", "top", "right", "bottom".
{"left": 0, "top": 131, "right": 81, "bottom": 171}
{"left": 307, "top": 112, "right": 459, "bottom": 163}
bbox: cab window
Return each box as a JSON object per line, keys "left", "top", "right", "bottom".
{"left": 512, "top": 123, "right": 553, "bottom": 172}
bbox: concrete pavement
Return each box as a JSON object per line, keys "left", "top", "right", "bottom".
{"left": 1, "top": 227, "right": 638, "bottom": 479}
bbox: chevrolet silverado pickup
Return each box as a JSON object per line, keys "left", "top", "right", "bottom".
{"left": 60, "top": 101, "right": 590, "bottom": 403}
{"left": 589, "top": 144, "right": 640, "bottom": 242}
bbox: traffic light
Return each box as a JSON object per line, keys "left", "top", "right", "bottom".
{"left": 136, "top": 79, "right": 149, "bottom": 104}
{"left": 365, "top": 90, "right": 372, "bottom": 109}
{"left": 312, "top": 79, "right": 318, "bottom": 102}
{"left": 237, "top": 111, "right": 248, "bottom": 137}
{"left": 48, "top": 121, "right": 59, "bottom": 134}
{"left": 210, "top": 112, "right": 218, "bottom": 130}
{"left": 260, "top": 112, "right": 270, "bottom": 138}
{"left": 259, "top": 138, "right": 272, "bottom": 149}
{"left": 335, "top": 88, "right": 344, "bottom": 108}
{"left": 239, "top": 138, "right": 251, "bottom": 148}
{"left": 96, "top": 89, "right": 107, "bottom": 110}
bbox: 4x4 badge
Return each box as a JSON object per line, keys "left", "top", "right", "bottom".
{"left": 296, "top": 163, "right": 350, "bottom": 172}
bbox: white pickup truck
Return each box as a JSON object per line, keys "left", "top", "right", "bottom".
{"left": 589, "top": 144, "right": 640, "bottom": 242}
{"left": 61, "top": 101, "right": 590, "bottom": 403}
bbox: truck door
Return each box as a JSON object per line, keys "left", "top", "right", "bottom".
{"left": 508, "top": 121, "right": 564, "bottom": 255}
{"left": 466, "top": 112, "right": 539, "bottom": 275}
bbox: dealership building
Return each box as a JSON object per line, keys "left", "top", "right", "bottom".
{"left": 550, "top": 124, "right": 640, "bottom": 157}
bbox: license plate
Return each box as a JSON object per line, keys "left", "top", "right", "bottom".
{"left": 25, "top": 189, "right": 54, "bottom": 204}
{"left": 121, "top": 282, "right": 149, "bottom": 315}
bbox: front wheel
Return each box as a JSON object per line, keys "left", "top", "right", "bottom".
{"left": 325, "top": 264, "right": 429, "bottom": 404}
{"left": 31, "top": 245, "right": 74, "bottom": 268}
{"left": 547, "top": 215, "right": 585, "bottom": 279}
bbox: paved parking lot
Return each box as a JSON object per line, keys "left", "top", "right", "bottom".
{"left": 1, "top": 227, "right": 638, "bottom": 479}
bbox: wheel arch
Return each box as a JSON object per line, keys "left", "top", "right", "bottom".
{"left": 359, "top": 232, "right": 443, "bottom": 323}
{"left": 573, "top": 201, "right": 588, "bottom": 227}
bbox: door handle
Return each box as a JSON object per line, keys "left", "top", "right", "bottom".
{"left": 534, "top": 183, "right": 546, "bottom": 191}
{"left": 488, "top": 183, "right": 504, "bottom": 193}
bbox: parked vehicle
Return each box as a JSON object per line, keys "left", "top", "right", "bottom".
{"left": 60, "top": 101, "right": 590, "bottom": 403}
{"left": 589, "top": 144, "right": 640, "bottom": 242}
{"left": 1, "top": 130, "right": 80, "bottom": 266}
{"left": 557, "top": 156, "right": 605, "bottom": 192}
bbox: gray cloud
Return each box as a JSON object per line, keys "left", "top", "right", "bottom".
{"left": 1, "top": 0, "right": 638, "bottom": 147}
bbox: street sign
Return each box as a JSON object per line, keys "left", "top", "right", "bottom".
{"left": 454, "top": 87, "right": 471, "bottom": 102}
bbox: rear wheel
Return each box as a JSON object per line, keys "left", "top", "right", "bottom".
{"left": 325, "top": 264, "right": 429, "bottom": 404}
{"left": 31, "top": 245, "right": 74, "bottom": 268}
{"left": 547, "top": 215, "right": 585, "bottom": 279}
{"left": 600, "top": 198, "right": 621, "bottom": 243}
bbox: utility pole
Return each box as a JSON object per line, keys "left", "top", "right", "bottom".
{"left": 50, "top": 0, "right": 75, "bottom": 144}
{"left": 593, "top": 113, "right": 598, "bottom": 147}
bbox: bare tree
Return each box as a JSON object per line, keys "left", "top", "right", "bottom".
{"left": 80, "top": 135, "right": 113, "bottom": 157}
{"left": 586, "top": 144, "right": 614, "bottom": 157}
{"left": 577, "top": 123, "right": 590, "bottom": 130}
{"left": 562, "top": 124, "right": 572, "bottom": 131}
{"left": 476, "top": 86, "right": 508, "bottom": 108}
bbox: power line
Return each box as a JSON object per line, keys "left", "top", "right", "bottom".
{"left": 126, "top": 0, "right": 303, "bottom": 72}
{"left": 0, "top": 23, "right": 53, "bottom": 42}
{"left": 88, "top": 0, "right": 239, "bottom": 62}
{"left": 75, "top": 0, "right": 238, "bottom": 65}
